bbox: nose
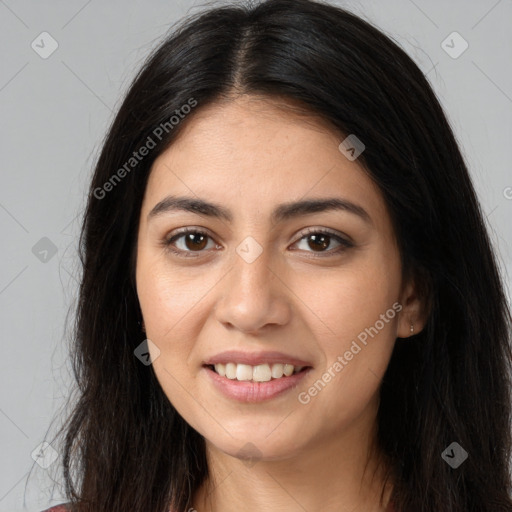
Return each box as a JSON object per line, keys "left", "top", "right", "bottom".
{"left": 214, "top": 248, "right": 292, "bottom": 334}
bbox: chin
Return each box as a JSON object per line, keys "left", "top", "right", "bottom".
{"left": 198, "top": 420, "right": 313, "bottom": 463}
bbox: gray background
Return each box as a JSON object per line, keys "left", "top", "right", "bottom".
{"left": 1, "top": 0, "right": 511, "bottom": 510}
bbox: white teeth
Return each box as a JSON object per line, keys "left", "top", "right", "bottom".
{"left": 212, "top": 362, "right": 306, "bottom": 381}
{"left": 283, "top": 364, "right": 294, "bottom": 377}
{"left": 215, "top": 363, "right": 226, "bottom": 377}
{"left": 253, "top": 364, "right": 272, "bottom": 382}
{"left": 225, "top": 362, "right": 237, "bottom": 379}
{"left": 271, "top": 363, "right": 284, "bottom": 378}
{"left": 236, "top": 364, "right": 253, "bottom": 381}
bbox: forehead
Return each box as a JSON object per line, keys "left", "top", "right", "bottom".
{"left": 142, "top": 96, "right": 389, "bottom": 229}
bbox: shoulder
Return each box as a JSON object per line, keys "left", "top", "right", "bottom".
{"left": 40, "top": 504, "right": 71, "bottom": 512}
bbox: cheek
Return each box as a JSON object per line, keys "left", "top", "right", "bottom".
{"left": 136, "top": 258, "right": 207, "bottom": 417}
{"left": 135, "top": 254, "right": 221, "bottom": 401}
{"left": 136, "top": 252, "right": 210, "bottom": 341}
{"left": 294, "top": 253, "right": 399, "bottom": 401}
{"left": 296, "top": 272, "right": 397, "bottom": 429}
{"left": 299, "top": 259, "right": 399, "bottom": 342}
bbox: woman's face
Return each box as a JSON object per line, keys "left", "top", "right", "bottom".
{"left": 136, "top": 95, "right": 420, "bottom": 461}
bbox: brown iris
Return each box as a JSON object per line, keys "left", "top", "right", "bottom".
{"left": 307, "top": 234, "right": 330, "bottom": 252}
{"left": 184, "top": 232, "right": 208, "bottom": 251}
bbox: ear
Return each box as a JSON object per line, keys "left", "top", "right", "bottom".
{"left": 396, "top": 272, "right": 431, "bottom": 339}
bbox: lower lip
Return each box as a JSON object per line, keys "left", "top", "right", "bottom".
{"left": 203, "top": 365, "right": 312, "bottom": 403}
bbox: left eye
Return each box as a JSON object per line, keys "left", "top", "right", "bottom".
{"left": 293, "top": 229, "right": 350, "bottom": 254}
{"left": 163, "top": 228, "right": 352, "bottom": 258}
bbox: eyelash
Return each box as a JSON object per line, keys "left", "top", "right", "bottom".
{"left": 161, "top": 227, "right": 353, "bottom": 259}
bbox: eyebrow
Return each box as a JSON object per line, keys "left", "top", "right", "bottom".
{"left": 147, "top": 195, "right": 373, "bottom": 226}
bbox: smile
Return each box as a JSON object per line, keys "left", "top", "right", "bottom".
{"left": 209, "top": 362, "right": 306, "bottom": 382}
{"left": 203, "top": 364, "right": 312, "bottom": 402}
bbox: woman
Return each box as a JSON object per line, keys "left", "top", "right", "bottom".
{"left": 41, "top": 0, "right": 512, "bottom": 510}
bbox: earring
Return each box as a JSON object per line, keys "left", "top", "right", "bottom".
{"left": 410, "top": 324, "right": 414, "bottom": 335}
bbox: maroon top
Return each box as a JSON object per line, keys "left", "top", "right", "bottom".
{"left": 42, "top": 500, "right": 396, "bottom": 511}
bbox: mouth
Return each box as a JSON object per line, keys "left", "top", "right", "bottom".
{"left": 203, "top": 363, "right": 312, "bottom": 402}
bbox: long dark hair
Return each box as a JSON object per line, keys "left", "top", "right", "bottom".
{"left": 51, "top": 0, "right": 512, "bottom": 510}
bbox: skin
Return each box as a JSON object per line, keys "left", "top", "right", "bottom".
{"left": 135, "top": 95, "right": 427, "bottom": 512}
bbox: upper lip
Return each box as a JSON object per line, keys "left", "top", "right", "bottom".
{"left": 203, "top": 350, "right": 313, "bottom": 367}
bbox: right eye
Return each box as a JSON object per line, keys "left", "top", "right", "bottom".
{"left": 163, "top": 228, "right": 221, "bottom": 258}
